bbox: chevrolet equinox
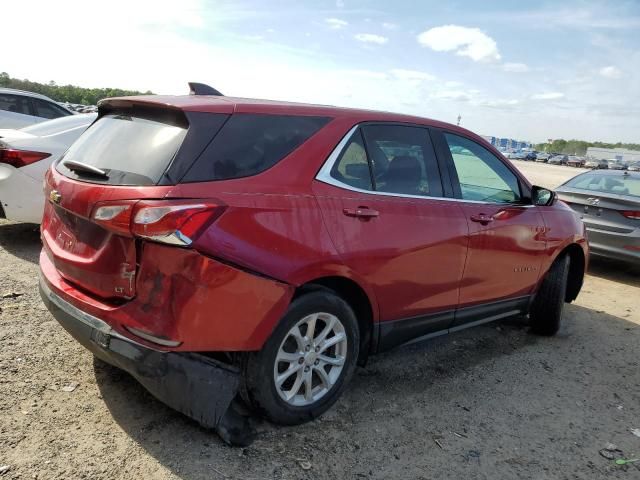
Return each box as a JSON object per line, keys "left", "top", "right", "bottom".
{"left": 39, "top": 91, "right": 588, "bottom": 443}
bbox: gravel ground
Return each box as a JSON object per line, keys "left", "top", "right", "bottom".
{"left": 1, "top": 162, "right": 639, "bottom": 479}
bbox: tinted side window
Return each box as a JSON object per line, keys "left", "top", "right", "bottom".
{"left": 330, "top": 130, "right": 372, "bottom": 191}
{"left": 0, "top": 94, "right": 31, "bottom": 115}
{"left": 33, "top": 99, "right": 70, "bottom": 119}
{"left": 183, "top": 114, "right": 330, "bottom": 182}
{"left": 362, "top": 125, "right": 442, "bottom": 197}
{"left": 444, "top": 133, "right": 521, "bottom": 203}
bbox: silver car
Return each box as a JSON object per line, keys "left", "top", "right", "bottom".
{"left": 0, "top": 88, "right": 74, "bottom": 129}
{"left": 556, "top": 170, "right": 640, "bottom": 264}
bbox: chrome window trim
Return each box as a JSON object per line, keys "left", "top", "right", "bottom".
{"left": 315, "top": 124, "right": 535, "bottom": 207}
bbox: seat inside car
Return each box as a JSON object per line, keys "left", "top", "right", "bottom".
{"left": 381, "top": 155, "right": 422, "bottom": 194}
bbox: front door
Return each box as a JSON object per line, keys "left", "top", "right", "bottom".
{"left": 313, "top": 124, "right": 469, "bottom": 348}
{"left": 437, "top": 131, "right": 547, "bottom": 326}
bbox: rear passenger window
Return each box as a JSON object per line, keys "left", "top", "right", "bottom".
{"left": 330, "top": 130, "right": 373, "bottom": 191}
{"left": 362, "top": 125, "right": 442, "bottom": 197}
{"left": 0, "top": 94, "right": 31, "bottom": 115}
{"left": 183, "top": 114, "right": 330, "bottom": 182}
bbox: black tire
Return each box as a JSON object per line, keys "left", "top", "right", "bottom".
{"left": 529, "top": 255, "right": 570, "bottom": 336}
{"left": 242, "top": 290, "right": 360, "bottom": 425}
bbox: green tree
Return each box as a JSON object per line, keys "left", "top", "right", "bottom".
{"left": 0, "top": 72, "right": 153, "bottom": 105}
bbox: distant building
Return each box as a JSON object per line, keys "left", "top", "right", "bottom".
{"left": 481, "top": 135, "right": 531, "bottom": 151}
{"left": 586, "top": 147, "right": 640, "bottom": 162}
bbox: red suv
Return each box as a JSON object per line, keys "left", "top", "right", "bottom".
{"left": 39, "top": 92, "right": 588, "bottom": 444}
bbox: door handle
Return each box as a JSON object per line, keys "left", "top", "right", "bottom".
{"left": 343, "top": 207, "right": 379, "bottom": 219}
{"left": 470, "top": 213, "right": 494, "bottom": 225}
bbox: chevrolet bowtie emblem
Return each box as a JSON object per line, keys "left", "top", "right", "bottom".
{"left": 49, "top": 190, "right": 62, "bottom": 204}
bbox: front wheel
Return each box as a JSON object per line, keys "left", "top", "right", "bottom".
{"left": 242, "top": 290, "right": 359, "bottom": 425}
{"left": 529, "top": 255, "right": 570, "bottom": 336}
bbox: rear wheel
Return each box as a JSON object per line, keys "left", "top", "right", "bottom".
{"left": 529, "top": 255, "right": 570, "bottom": 336}
{"left": 243, "top": 290, "right": 359, "bottom": 425}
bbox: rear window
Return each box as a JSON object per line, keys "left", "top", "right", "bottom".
{"left": 57, "top": 114, "right": 187, "bottom": 185}
{"left": 182, "top": 114, "right": 330, "bottom": 182}
{"left": 564, "top": 173, "right": 640, "bottom": 198}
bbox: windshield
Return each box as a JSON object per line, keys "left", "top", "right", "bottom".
{"left": 56, "top": 114, "right": 187, "bottom": 185}
{"left": 564, "top": 173, "right": 640, "bottom": 198}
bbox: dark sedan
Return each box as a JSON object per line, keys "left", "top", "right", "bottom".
{"left": 557, "top": 170, "right": 640, "bottom": 264}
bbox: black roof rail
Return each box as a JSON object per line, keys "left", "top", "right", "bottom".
{"left": 188, "top": 82, "right": 223, "bottom": 96}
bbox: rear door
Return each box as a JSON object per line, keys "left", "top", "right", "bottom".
{"left": 435, "top": 130, "right": 547, "bottom": 324}
{"left": 314, "top": 123, "right": 469, "bottom": 347}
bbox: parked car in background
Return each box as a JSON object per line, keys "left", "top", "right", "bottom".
{"left": 526, "top": 152, "right": 537, "bottom": 161}
{"left": 557, "top": 170, "right": 640, "bottom": 264}
{"left": 608, "top": 160, "right": 627, "bottom": 170}
{"left": 585, "top": 158, "right": 609, "bottom": 169}
{"left": 567, "top": 156, "right": 586, "bottom": 168}
{"left": 0, "top": 113, "right": 96, "bottom": 223}
{"left": 536, "top": 152, "right": 551, "bottom": 162}
{"left": 0, "top": 88, "right": 74, "bottom": 129}
{"left": 628, "top": 162, "right": 640, "bottom": 172}
{"left": 549, "top": 154, "right": 568, "bottom": 165}
{"left": 38, "top": 91, "right": 588, "bottom": 445}
{"left": 515, "top": 152, "right": 528, "bottom": 160}
{"left": 506, "top": 151, "right": 519, "bottom": 159}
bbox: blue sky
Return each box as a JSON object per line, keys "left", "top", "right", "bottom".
{"left": 5, "top": 0, "right": 640, "bottom": 142}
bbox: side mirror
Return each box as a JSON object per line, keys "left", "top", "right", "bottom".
{"left": 532, "top": 185, "right": 556, "bottom": 206}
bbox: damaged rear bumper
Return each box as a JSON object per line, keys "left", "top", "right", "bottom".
{"left": 39, "top": 275, "right": 240, "bottom": 430}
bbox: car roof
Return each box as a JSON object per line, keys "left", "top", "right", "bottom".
{"left": 0, "top": 87, "right": 58, "bottom": 102}
{"left": 100, "top": 94, "right": 487, "bottom": 142}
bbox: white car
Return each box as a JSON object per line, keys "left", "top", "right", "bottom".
{"left": 0, "top": 88, "right": 74, "bottom": 129}
{"left": 0, "top": 113, "right": 96, "bottom": 223}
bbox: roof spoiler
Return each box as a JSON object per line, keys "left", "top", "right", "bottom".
{"left": 188, "top": 82, "right": 223, "bottom": 96}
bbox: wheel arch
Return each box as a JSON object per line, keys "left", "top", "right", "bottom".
{"left": 294, "top": 276, "right": 376, "bottom": 365}
{"left": 561, "top": 243, "right": 586, "bottom": 302}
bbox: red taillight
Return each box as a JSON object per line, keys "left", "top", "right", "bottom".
{"left": 0, "top": 148, "right": 51, "bottom": 168}
{"left": 621, "top": 211, "right": 640, "bottom": 220}
{"left": 92, "top": 201, "right": 137, "bottom": 236}
{"left": 91, "top": 200, "right": 224, "bottom": 246}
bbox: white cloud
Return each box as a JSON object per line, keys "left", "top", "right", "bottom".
{"left": 325, "top": 18, "right": 348, "bottom": 29}
{"left": 390, "top": 69, "right": 436, "bottom": 81}
{"left": 431, "top": 90, "right": 472, "bottom": 101}
{"left": 417, "top": 25, "right": 501, "bottom": 62}
{"left": 479, "top": 98, "right": 519, "bottom": 108}
{"left": 347, "top": 70, "right": 388, "bottom": 80}
{"left": 599, "top": 65, "right": 622, "bottom": 79}
{"left": 502, "top": 62, "right": 530, "bottom": 73}
{"left": 531, "top": 92, "right": 565, "bottom": 100}
{"left": 354, "top": 33, "right": 389, "bottom": 45}
{"left": 382, "top": 22, "right": 397, "bottom": 30}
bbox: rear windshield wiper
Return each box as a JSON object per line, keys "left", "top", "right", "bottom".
{"left": 63, "top": 160, "right": 109, "bottom": 178}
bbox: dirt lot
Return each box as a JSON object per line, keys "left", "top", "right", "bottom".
{"left": 1, "top": 162, "right": 639, "bottom": 479}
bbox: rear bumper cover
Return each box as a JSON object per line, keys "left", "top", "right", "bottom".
{"left": 39, "top": 274, "right": 240, "bottom": 429}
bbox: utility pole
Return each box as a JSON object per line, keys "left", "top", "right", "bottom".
{"left": 456, "top": 114, "right": 461, "bottom": 126}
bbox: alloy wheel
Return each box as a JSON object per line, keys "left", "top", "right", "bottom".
{"left": 273, "top": 312, "right": 348, "bottom": 407}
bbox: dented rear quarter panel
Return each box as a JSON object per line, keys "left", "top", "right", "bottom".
{"left": 41, "top": 244, "right": 295, "bottom": 352}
